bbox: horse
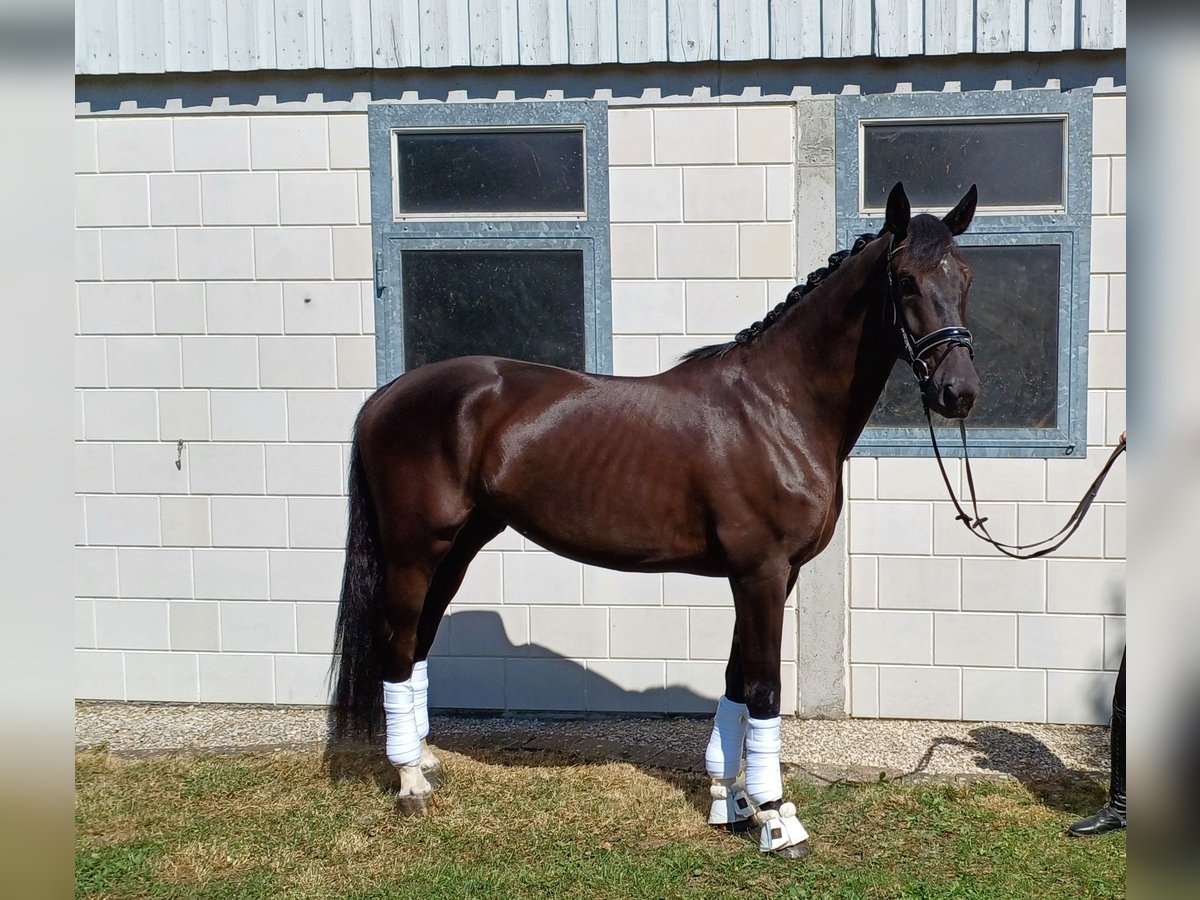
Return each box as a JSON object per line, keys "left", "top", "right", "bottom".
{"left": 331, "top": 181, "right": 981, "bottom": 857}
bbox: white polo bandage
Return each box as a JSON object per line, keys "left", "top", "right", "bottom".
{"left": 412, "top": 660, "right": 430, "bottom": 741}
{"left": 383, "top": 679, "right": 421, "bottom": 767}
{"left": 744, "top": 715, "right": 783, "bottom": 804}
{"left": 705, "top": 696, "right": 749, "bottom": 780}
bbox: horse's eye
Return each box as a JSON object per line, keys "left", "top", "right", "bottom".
{"left": 899, "top": 276, "right": 919, "bottom": 295}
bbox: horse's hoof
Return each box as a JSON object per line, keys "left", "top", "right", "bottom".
{"left": 773, "top": 840, "right": 811, "bottom": 861}
{"left": 422, "top": 763, "right": 443, "bottom": 791}
{"left": 395, "top": 793, "right": 433, "bottom": 817}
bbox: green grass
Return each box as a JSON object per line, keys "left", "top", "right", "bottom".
{"left": 75, "top": 747, "right": 1125, "bottom": 899}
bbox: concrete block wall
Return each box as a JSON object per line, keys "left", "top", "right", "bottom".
{"left": 76, "top": 112, "right": 374, "bottom": 705}
{"left": 845, "top": 93, "right": 1127, "bottom": 725}
{"left": 607, "top": 105, "right": 798, "bottom": 376}
{"left": 74, "top": 104, "right": 799, "bottom": 713}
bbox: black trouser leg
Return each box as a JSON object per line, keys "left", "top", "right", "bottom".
{"left": 1068, "top": 650, "right": 1126, "bottom": 836}
{"left": 1108, "top": 651, "right": 1126, "bottom": 817}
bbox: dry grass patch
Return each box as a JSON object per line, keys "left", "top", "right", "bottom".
{"left": 431, "top": 750, "right": 716, "bottom": 846}
{"left": 152, "top": 841, "right": 259, "bottom": 884}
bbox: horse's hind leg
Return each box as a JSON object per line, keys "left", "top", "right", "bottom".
{"left": 705, "top": 627, "right": 753, "bottom": 830}
{"left": 377, "top": 552, "right": 443, "bottom": 816}
{"left": 409, "top": 510, "right": 506, "bottom": 789}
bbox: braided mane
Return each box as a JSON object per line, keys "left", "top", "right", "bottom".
{"left": 679, "top": 232, "right": 880, "bottom": 362}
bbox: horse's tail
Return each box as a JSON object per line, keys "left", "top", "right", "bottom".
{"left": 331, "top": 420, "right": 385, "bottom": 740}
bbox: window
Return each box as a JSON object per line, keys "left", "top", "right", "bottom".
{"left": 394, "top": 130, "right": 586, "bottom": 215}
{"left": 368, "top": 101, "right": 611, "bottom": 382}
{"left": 836, "top": 89, "right": 1093, "bottom": 458}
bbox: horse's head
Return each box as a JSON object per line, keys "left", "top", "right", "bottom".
{"left": 882, "top": 182, "right": 981, "bottom": 420}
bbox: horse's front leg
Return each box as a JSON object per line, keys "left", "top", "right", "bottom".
{"left": 729, "top": 563, "right": 810, "bottom": 859}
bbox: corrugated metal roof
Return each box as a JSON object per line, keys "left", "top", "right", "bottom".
{"left": 75, "top": 0, "right": 1126, "bottom": 76}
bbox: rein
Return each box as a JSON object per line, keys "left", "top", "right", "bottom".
{"left": 922, "top": 417, "right": 1126, "bottom": 560}
{"left": 885, "top": 235, "right": 1127, "bottom": 560}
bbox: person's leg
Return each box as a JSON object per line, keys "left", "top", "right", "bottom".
{"left": 1069, "top": 650, "right": 1126, "bottom": 836}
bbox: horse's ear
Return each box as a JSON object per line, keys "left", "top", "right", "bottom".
{"left": 884, "top": 182, "right": 910, "bottom": 241}
{"left": 942, "top": 184, "right": 978, "bottom": 236}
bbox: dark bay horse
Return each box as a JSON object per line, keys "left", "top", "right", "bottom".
{"left": 332, "top": 182, "right": 980, "bottom": 856}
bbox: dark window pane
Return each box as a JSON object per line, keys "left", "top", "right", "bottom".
{"left": 402, "top": 249, "right": 586, "bottom": 371}
{"left": 863, "top": 120, "right": 1064, "bottom": 209}
{"left": 396, "top": 130, "right": 585, "bottom": 214}
{"left": 869, "top": 243, "right": 1061, "bottom": 429}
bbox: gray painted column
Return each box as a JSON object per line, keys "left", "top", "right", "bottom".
{"left": 793, "top": 98, "right": 847, "bottom": 717}
{"left": 796, "top": 512, "right": 848, "bottom": 717}
{"left": 795, "top": 98, "right": 836, "bottom": 272}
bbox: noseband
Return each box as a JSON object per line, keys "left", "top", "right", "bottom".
{"left": 885, "top": 239, "right": 974, "bottom": 397}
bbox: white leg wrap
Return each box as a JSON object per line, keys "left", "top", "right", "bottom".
{"left": 383, "top": 679, "right": 421, "bottom": 767}
{"left": 705, "top": 696, "right": 749, "bottom": 781}
{"left": 412, "top": 660, "right": 430, "bottom": 741}
{"left": 708, "top": 778, "right": 754, "bottom": 826}
{"left": 755, "top": 802, "right": 810, "bottom": 854}
{"left": 744, "top": 716, "right": 783, "bottom": 805}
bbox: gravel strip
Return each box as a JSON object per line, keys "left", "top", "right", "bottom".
{"left": 76, "top": 702, "right": 1109, "bottom": 784}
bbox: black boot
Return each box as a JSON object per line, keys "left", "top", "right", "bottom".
{"left": 1069, "top": 689, "right": 1126, "bottom": 837}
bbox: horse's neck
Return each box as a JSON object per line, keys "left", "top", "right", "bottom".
{"left": 749, "top": 261, "right": 897, "bottom": 462}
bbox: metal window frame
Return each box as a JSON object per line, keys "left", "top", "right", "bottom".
{"left": 368, "top": 100, "right": 612, "bottom": 384}
{"left": 835, "top": 89, "right": 1093, "bottom": 459}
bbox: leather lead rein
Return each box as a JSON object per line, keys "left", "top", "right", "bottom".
{"left": 923, "top": 410, "right": 1126, "bottom": 560}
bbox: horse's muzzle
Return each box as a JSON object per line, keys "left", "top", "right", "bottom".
{"left": 928, "top": 372, "right": 979, "bottom": 420}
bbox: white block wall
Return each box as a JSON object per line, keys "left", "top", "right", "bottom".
{"left": 608, "top": 105, "right": 798, "bottom": 375}
{"left": 76, "top": 113, "right": 374, "bottom": 705}
{"left": 846, "top": 94, "right": 1127, "bottom": 725}
{"left": 74, "top": 104, "right": 799, "bottom": 712}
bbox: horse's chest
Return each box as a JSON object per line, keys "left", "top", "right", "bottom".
{"left": 768, "top": 449, "right": 845, "bottom": 551}
{"left": 803, "top": 485, "right": 844, "bottom": 562}
{"left": 715, "top": 456, "right": 839, "bottom": 554}
{"left": 776, "top": 488, "right": 837, "bottom": 549}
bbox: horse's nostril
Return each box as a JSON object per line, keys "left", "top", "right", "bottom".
{"left": 940, "top": 381, "right": 976, "bottom": 417}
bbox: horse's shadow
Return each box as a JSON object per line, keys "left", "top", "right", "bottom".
{"left": 324, "top": 725, "right": 1109, "bottom": 826}
{"left": 322, "top": 609, "right": 1112, "bottom": 820}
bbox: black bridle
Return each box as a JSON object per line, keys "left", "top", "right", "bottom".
{"left": 885, "top": 238, "right": 975, "bottom": 396}
{"left": 885, "top": 235, "right": 1126, "bottom": 561}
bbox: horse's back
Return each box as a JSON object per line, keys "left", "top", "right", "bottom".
{"left": 356, "top": 355, "right": 600, "bottom": 480}
{"left": 363, "top": 355, "right": 595, "bottom": 426}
